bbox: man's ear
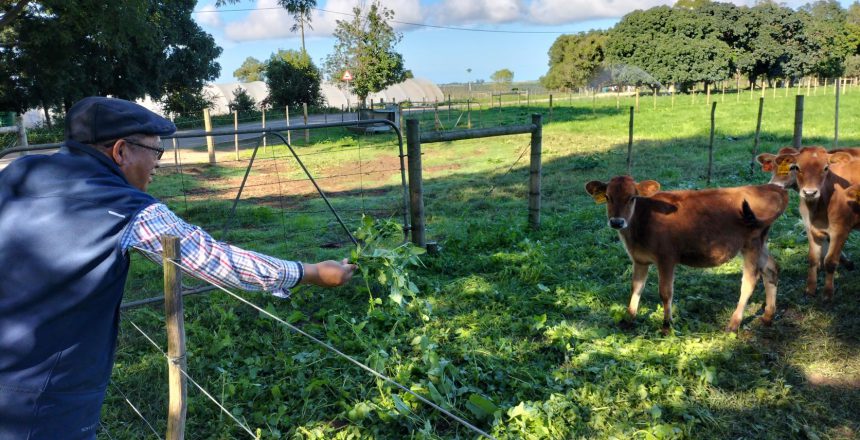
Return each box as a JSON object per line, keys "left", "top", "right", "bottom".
{"left": 108, "top": 139, "right": 126, "bottom": 165}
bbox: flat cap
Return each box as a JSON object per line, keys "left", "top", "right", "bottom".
{"left": 66, "top": 96, "right": 176, "bottom": 144}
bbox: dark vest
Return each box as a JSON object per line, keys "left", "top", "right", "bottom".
{"left": 0, "top": 141, "right": 156, "bottom": 439}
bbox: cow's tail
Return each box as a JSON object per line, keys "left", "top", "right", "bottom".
{"left": 741, "top": 199, "right": 763, "bottom": 228}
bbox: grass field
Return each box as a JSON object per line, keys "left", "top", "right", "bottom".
{"left": 103, "top": 88, "right": 860, "bottom": 439}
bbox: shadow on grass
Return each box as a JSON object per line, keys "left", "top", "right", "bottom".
{"left": 110, "top": 119, "right": 860, "bottom": 438}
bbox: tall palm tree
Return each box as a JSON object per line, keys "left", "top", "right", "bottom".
{"left": 279, "top": 0, "right": 316, "bottom": 54}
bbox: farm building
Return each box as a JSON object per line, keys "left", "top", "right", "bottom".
{"left": 203, "top": 78, "right": 444, "bottom": 115}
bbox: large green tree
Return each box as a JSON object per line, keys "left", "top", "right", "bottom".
{"left": 234, "top": 56, "right": 266, "bottom": 82}
{"left": 0, "top": 0, "right": 221, "bottom": 119}
{"left": 264, "top": 49, "right": 323, "bottom": 108}
{"left": 605, "top": 6, "right": 731, "bottom": 91}
{"left": 541, "top": 31, "right": 606, "bottom": 91}
{"left": 323, "top": 0, "right": 406, "bottom": 106}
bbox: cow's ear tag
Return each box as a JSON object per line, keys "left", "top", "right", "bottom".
{"left": 776, "top": 162, "right": 791, "bottom": 176}
{"left": 592, "top": 191, "right": 607, "bottom": 204}
{"left": 762, "top": 161, "right": 774, "bottom": 172}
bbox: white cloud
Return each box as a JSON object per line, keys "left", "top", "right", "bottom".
{"left": 224, "top": 0, "right": 424, "bottom": 42}
{"left": 432, "top": 0, "right": 524, "bottom": 24}
{"left": 528, "top": 0, "right": 673, "bottom": 25}
{"left": 194, "top": 3, "right": 223, "bottom": 28}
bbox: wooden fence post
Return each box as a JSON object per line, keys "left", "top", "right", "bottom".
{"left": 835, "top": 79, "right": 841, "bottom": 148}
{"left": 16, "top": 114, "right": 28, "bottom": 151}
{"left": 548, "top": 94, "right": 553, "bottom": 123}
{"left": 203, "top": 108, "right": 214, "bottom": 164}
{"left": 752, "top": 97, "right": 764, "bottom": 171}
{"left": 286, "top": 106, "right": 292, "bottom": 145}
{"left": 162, "top": 235, "right": 187, "bottom": 440}
{"left": 707, "top": 101, "right": 717, "bottom": 185}
{"left": 793, "top": 95, "right": 804, "bottom": 148}
{"left": 233, "top": 111, "right": 239, "bottom": 161}
{"left": 406, "top": 119, "right": 425, "bottom": 247}
{"left": 303, "top": 103, "right": 309, "bottom": 143}
{"left": 529, "top": 114, "right": 542, "bottom": 231}
{"left": 261, "top": 107, "right": 267, "bottom": 150}
{"left": 627, "top": 106, "right": 634, "bottom": 175}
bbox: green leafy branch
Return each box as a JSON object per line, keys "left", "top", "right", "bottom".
{"left": 350, "top": 216, "right": 425, "bottom": 313}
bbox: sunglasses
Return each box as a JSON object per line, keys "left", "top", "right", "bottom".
{"left": 123, "top": 138, "right": 165, "bottom": 160}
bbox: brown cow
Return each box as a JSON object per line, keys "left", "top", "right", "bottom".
{"left": 585, "top": 176, "right": 788, "bottom": 333}
{"left": 756, "top": 146, "right": 860, "bottom": 189}
{"left": 773, "top": 147, "right": 860, "bottom": 299}
{"left": 756, "top": 146, "right": 858, "bottom": 271}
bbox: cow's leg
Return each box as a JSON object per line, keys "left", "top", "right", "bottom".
{"left": 627, "top": 262, "right": 650, "bottom": 320}
{"left": 806, "top": 228, "right": 826, "bottom": 296}
{"left": 657, "top": 262, "right": 676, "bottom": 335}
{"left": 728, "top": 247, "right": 761, "bottom": 332}
{"left": 822, "top": 230, "right": 849, "bottom": 301}
{"left": 760, "top": 251, "right": 779, "bottom": 326}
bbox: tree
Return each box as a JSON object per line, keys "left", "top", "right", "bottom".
{"left": 541, "top": 31, "right": 606, "bottom": 91}
{"left": 324, "top": 0, "right": 406, "bottom": 106}
{"left": 228, "top": 87, "right": 257, "bottom": 113}
{"left": 234, "top": 57, "right": 266, "bottom": 82}
{"left": 490, "top": 69, "right": 514, "bottom": 91}
{"left": 799, "top": 1, "right": 853, "bottom": 78}
{"left": 0, "top": 0, "right": 32, "bottom": 29}
{"left": 265, "top": 49, "right": 323, "bottom": 108}
{"left": 281, "top": 0, "right": 315, "bottom": 54}
{"left": 0, "top": 0, "right": 221, "bottom": 119}
{"left": 674, "top": 0, "right": 711, "bottom": 10}
{"left": 605, "top": 6, "right": 731, "bottom": 91}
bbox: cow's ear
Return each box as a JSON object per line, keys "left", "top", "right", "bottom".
{"left": 585, "top": 180, "right": 608, "bottom": 204}
{"left": 637, "top": 180, "right": 660, "bottom": 197}
{"left": 774, "top": 154, "right": 797, "bottom": 176}
{"left": 756, "top": 153, "right": 776, "bottom": 172}
{"left": 845, "top": 185, "right": 860, "bottom": 203}
{"left": 829, "top": 152, "right": 852, "bottom": 164}
{"left": 585, "top": 180, "right": 607, "bottom": 196}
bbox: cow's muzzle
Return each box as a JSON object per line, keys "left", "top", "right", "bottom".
{"left": 609, "top": 218, "right": 628, "bottom": 230}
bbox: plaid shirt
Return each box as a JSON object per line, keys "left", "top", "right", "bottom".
{"left": 121, "top": 203, "right": 302, "bottom": 298}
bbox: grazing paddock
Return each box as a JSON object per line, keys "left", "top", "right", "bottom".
{"left": 104, "top": 91, "right": 860, "bottom": 439}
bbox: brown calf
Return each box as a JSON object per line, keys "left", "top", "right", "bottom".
{"left": 585, "top": 176, "right": 788, "bottom": 333}
{"left": 756, "top": 146, "right": 860, "bottom": 189}
{"left": 773, "top": 147, "right": 860, "bottom": 299}
{"left": 757, "top": 146, "right": 860, "bottom": 271}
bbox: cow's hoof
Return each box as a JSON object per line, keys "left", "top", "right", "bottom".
{"left": 841, "top": 259, "right": 855, "bottom": 271}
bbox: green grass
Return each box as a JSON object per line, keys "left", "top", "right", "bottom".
{"left": 103, "top": 88, "right": 860, "bottom": 439}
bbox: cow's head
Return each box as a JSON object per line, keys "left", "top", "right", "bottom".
{"left": 585, "top": 176, "right": 660, "bottom": 230}
{"left": 756, "top": 147, "right": 799, "bottom": 189}
{"left": 775, "top": 147, "right": 852, "bottom": 202}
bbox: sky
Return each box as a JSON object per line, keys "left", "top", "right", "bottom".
{"left": 193, "top": 0, "right": 851, "bottom": 86}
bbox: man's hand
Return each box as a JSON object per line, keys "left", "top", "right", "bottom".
{"left": 300, "top": 259, "right": 357, "bottom": 287}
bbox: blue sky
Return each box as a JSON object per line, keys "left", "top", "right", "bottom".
{"left": 194, "top": 0, "right": 848, "bottom": 86}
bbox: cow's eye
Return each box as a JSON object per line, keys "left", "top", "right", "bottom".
{"left": 824, "top": 164, "right": 830, "bottom": 172}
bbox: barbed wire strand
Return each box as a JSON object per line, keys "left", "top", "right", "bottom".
{"left": 124, "top": 317, "right": 258, "bottom": 439}
{"left": 485, "top": 142, "right": 532, "bottom": 196}
{"left": 108, "top": 381, "right": 164, "bottom": 440}
{"left": 132, "top": 246, "right": 497, "bottom": 440}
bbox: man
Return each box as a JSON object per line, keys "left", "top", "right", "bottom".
{"left": 0, "top": 97, "right": 356, "bottom": 439}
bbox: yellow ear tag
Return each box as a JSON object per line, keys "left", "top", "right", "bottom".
{"left": 593, "top": 191, "right": 607, "bottom": 204}
{"left": 776, "top": 162, "right": 791, "bottom": 177}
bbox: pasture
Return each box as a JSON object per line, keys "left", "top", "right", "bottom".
{"left": 104, "top": 90, "right": 860, "bottom": 439}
